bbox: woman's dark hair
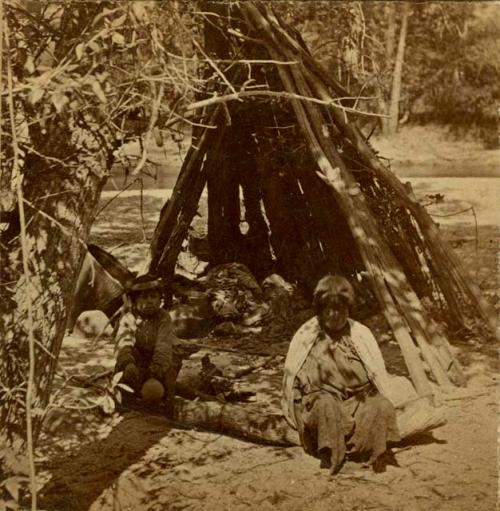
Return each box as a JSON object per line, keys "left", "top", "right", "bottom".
{"left": 312, "top": 275, "right": 355, "bottom": 314}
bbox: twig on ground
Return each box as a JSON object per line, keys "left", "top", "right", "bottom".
{"left": 80, "top": 370, "right": 114, "bottom": 388}
{"left": 444, "top": 391, "right": 489, "bottom": 401}
{"left": 420, "top": 455, "right": 452, "bottom": 465}
{"left": 233, "top": 458, "right": 290, "bottom": 475}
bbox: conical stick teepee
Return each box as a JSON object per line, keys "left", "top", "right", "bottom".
{"left": 149, "top": 1, "right": 495, "bottom": 397}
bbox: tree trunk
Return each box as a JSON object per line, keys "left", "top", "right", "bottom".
{"left": 388, "top": 3, "right": 410, "bottom": 134}
{"left": 377, "top": 2, "right": 396, "bottom": 134}
{"left": 0, "top": 122, "right": 114, "bottom": 464}
{"left": 385, "top": 3, "right": 397, "bottom": 64}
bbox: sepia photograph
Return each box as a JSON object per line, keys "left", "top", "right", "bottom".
{"left": 0, "top": 1, "right": 498, "bottom": 510}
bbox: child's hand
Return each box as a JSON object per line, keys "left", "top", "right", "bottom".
{"left": 122, "top": 363, "right": 140, "bottom": 389}
{"left": 149, "top": 362, "right": 164, "bottom": 381}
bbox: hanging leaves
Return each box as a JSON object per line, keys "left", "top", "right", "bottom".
{"left": 4, "top": 477, "right": 21, "bottom": 502}
{"left": 75, "top": 43, "right": 85, "bottom": 60}
{"left": 23, "top": 55, "right": 35, "bottom": 74}
{"left": 28, "top": 87, "right": 45, "bottom": 105}
{"left": 111, "top": 371, "right": 124, "bottom": 387}
{"left": 110, "top": 12, "right": 127, "bottom": 28}
{"left": 111, "top": 31, "right": 125, "bottom": 46}
{"left": 51, "top": 93, "right": 69, "bottom": 113}
{"left": 131, "top": 2, "right": 147, "bottom": 22}
{"left": 88, "top": 41, "right": 101, "bottom": 53}
{"left": 96, "top": 394, "right": 115, "bottom": 415}
{"left": 89, "top": 78, "right": 107, "bottom": 103}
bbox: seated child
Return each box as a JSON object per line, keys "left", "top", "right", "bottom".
{"left": 114, "top": 274, "right": 181, "bottom": 414}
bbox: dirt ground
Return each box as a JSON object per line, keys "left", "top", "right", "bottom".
{"left": 39, "top": 369, "right": 498, "bottom": 511}
{"left": 36, "top": 139, "right": 499, "bottom": 511}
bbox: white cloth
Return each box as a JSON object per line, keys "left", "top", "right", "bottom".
{"left": 282, "top": 317, "right": 418, "bottom": 428}
{"left": 114, "top": 311, "right": 140, "bottom": 352}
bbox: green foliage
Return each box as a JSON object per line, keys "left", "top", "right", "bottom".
{"left": 0, "top": 446, "right": 30, "bottom": 508}
{"left": 273, "top": 1, "right": 498, "bottom": 139}
{"left": 408, "top": 4, "right": 499, "bottom": 130}
{"left": 2, "top": 0, "right": 202, "bottom": 192}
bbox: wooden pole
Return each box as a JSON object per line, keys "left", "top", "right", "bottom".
{"left": 149, "top": 107, "right": 219, "bottom": 271}
{"left": 242, "top": 5, "right": 354, "bottom": 108}
{"left": 237, "top": 131, "right": 275, "bottom": 278}
{"left": 155, "top": 166, "right": 207, "bottom": 281}
{"left": 207, "top": 125, "right": 243, "bottom": 266}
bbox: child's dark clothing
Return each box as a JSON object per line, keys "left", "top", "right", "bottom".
{"left": 115, "top": 309, "right": 181, "bottom": 407}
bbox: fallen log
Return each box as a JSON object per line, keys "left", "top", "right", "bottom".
{"left": 174, "top": 397, "right": 299, "bottom": 446}
{"left": 172, "top": 395, "right": 446, "bottom": 447}
{"left": 72, "top": 375, "right": 446, "bottom": 446}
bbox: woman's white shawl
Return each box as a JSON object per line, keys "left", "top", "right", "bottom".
{"left": 282, "top": 317, "right": 418, "bottom": 429}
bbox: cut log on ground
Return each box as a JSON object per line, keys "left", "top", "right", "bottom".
{"left": 173, "top": 396, "right": 446, "bottom": 447}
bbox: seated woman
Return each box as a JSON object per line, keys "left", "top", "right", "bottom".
{"left": 282, "top": 275, "right": 401, "bottom": 474}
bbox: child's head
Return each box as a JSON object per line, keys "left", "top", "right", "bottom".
{"left": 128, "top": 274, "right": 164, "bottom": 317}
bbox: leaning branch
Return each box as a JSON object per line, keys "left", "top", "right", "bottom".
{"left": 185, "top": 90, "right": 385, "bottom": 118}
{"left": 130, "top": 83, "right": 165, "bottom": 177}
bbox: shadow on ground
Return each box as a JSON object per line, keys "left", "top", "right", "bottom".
{"left": 39, "top": 413, "right": 172, "bottom": 511}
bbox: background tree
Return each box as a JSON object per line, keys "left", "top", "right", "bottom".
{"left": 387, "top": 2, "right": 410, "bottom": 134}
{"left": 407, "top": 2, "right": 500, "bottom": 146}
